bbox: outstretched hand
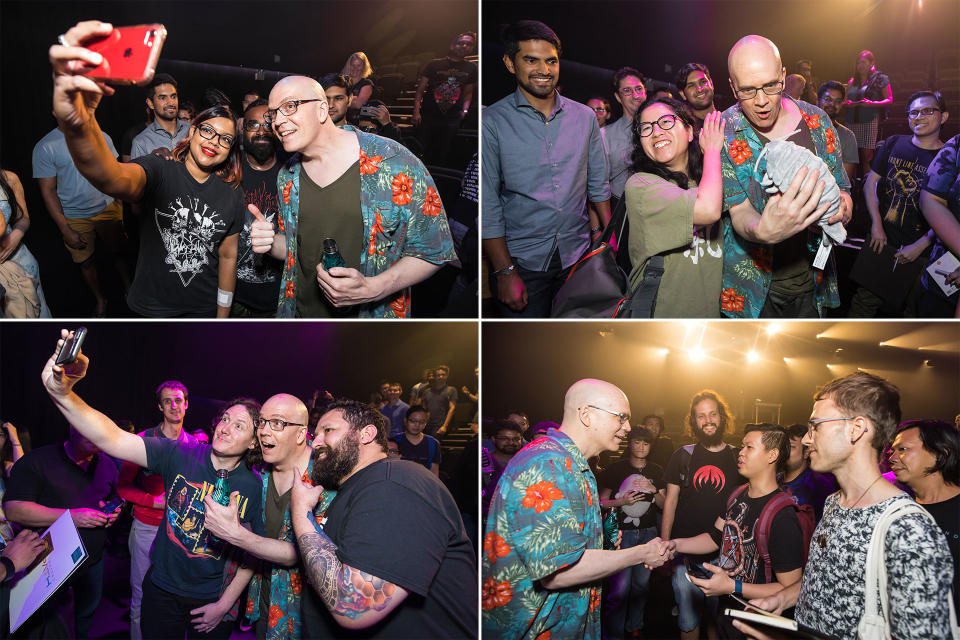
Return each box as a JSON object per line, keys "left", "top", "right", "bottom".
{"left": 202, "top": 491, "right": 243, "bottom": 543}
{"left": 49, "top": 21, "right": 116, "bottom": 129}
{"left": 698, "top": 110, "right": 726, "bottom": 153}
{"left": 40, "top": 329, "right": 89, "bottom": 398}
{"left": 686, "top": 561, "right": 734, "bottom": 596}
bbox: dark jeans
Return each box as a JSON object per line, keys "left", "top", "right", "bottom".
{"left": 759, "top": 288, "right": 819, "bottom": 318}
{"left": 603, "top": 527, "right": 658, "bottom": 639}
{"left": 489, "top": 251, "right": 570, "bottom": 318}
{"left": 140, "top": 567, "right": 234, "bottom": 640}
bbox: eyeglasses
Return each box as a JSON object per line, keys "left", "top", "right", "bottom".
{"left": 638, "top": 114, "right": 679, "bottom": 137}
{"left": 806, "top": 416, "right": 856, "bottom": 436}
{"left": 585, "top": 404, "right": 631, "bottom": 425}
{"left": 258, "top": 418, "right": 306, "bottom": 432}
{"left": 733, "top": 81, "right": 784, "bottom": 100}
{"left": 619, "top": 86, "right": 646, "bottom": 98}
{"left": 263, "top": 98, "right": 324, "bottom": 124}
{"left": 243, "top": 120, "right": 273, "bottom": 132}
{"left": 196, "top": 123, "right": 235, "bottom": 149}
{"left": 908, "top": 107, "right": 941, "bottom": 119}
{"left": 591, "top": 107, "right": 608, "bottom": 114}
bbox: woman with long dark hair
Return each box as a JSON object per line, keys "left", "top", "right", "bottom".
{"left": 50, "top": 24, "right": 243, "bottom": 317}
{"left": 0, "top": 168, "right": 50, "bottom": 316}
{"left": 624, "top": 97, "right": 725, "bottom": 317}
{"left": 845, "top": 50, "right": 894, "bottom": 172}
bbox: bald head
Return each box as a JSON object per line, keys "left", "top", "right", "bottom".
{"left": 728, "top": 36, "right": 782, "bottom": 83}
{"left": 562, "top": 379, "right": 628, "bottom": 425}
{"left": 261, "top": 393, "right": 309, "bottom": 426}
{"left": 270, "top": 75, "right": 326, "bottom": 103}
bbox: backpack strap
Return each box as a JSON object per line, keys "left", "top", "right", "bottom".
{"left": 622, "top": 255, "right": 665, "bottom": 318}
{"left": 754, "top": 491, "right": 797, "bottom": 584}
{"left": 679, "top": 444, "right": 696, "bottom": 489}
{"left": 726, "top": 484, "right": 750, "bottom": 512}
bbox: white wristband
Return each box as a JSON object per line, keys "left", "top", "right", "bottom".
{"left": 217, "top": 288, "right": 233, "bottom": 307}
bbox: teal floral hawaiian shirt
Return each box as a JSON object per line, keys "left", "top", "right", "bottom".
{"left": 482, "top": 429, "right": 603, "bottom": 640}
{"left": 274, "top": 126, "right": 457, "bottom": 318}
{"left": 719, "top": 98, "right": 850, "bottom": 318}
{"left": 244, "top": 459, "right": 336, "bottom": 639}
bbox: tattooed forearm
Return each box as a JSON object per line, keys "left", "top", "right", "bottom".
{"left": 297, "top": 530, "right": 399, "bottom": 621}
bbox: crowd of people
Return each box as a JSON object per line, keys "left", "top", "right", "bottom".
{"left": 0, "top": 333, "right": 478, "bottom": 639}
{"left": 482, "top": 20, "right": 960, "bottom": 319}
{"left": 1, "top": 19, "right": 479, "bottom": 318}
{"left": 482, "top": 375, "right": 959, "bottom": 639}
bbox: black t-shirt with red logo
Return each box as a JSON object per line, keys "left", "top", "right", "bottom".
{"left": 664, "top": 443, "right": 743, "bottom": 558}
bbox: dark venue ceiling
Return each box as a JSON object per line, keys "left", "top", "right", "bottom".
{"left": 483, "top": 321, "right": 960, "bottom": 436}
{"left": 0, "top": 322, "right": 478, "bottom": 449}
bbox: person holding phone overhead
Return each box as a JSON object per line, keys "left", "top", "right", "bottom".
{"left": 49, "top": 21, "right": 242, "bottom": 318}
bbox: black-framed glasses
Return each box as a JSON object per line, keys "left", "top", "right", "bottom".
{"left": 243, "top": 120, "right": 274, "bottom": 132}
{"left": 806, "top": 416, "right": 856, "bottom": 436}
{"left": 258, "top": 417, "right": 306, "bottom": 432}
{"left": 908, "top": 107, "right": 941, "bottom": 119}
{"left": 591, "top": 106, "right": 608, "bottom": 114}
{"left": 585, "top": 404, "right": 631, "bottom": 425}
{"left": 638, "top": 114, "right": 679, "bottom": 137}
{"left": 733, "top": 81, "right": 784, "bottom": 100}
{"left": 196, "top": 123, "right": 235, "bottom": 149}
{"left": 263, "top": 98, "right": 324, "bottom": 124}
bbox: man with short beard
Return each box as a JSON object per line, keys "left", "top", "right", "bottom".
{"left": 661, "top": 390, "right": 742, "bottom": 640}
{"left": 675, "top": 62, "right": 718, "bottom": 134}
{"left": 233, "top": 99, "right": 283, "bottom": 317}
{"left": 816, "top": 81, "right": 859, "bottom": 182}
{"left": 290, "top": 400, "right": 477, "bottom": 638}
{"left": 482, "top": 20, "right": 611, "bottom": 317}
{"left": 480, "top": 419, "right": 522, "bottom": 522}
{"left": 130, "top": 73, "right": 190, "bottom": 159}
{"left": 320, "top": 74, "right": 351, "bottom": 126}
{"left": 720, "top": 36, "right": 852, "bottom": 319}
{"left": 201, "top": 393, "right": 330, "bottom": 640}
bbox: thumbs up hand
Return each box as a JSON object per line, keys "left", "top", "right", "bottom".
{"left": 249, "top": 204, "right": 276, "bottom": 254}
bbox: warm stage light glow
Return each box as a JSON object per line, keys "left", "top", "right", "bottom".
{"left": 688, "top": 347, "right": 705, "bottom": 362}
{"left": 816, "top": 333, "right": 825, "bottom": 339}
{"left": 765, "top": 324, "right": 781, "bottom": 336}
{"left": 748, "top": 350, "right": 760, "bottom": 362}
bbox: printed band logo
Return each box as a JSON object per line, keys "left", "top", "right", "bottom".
{"left": 692, "top": 465, "right": 726, "bottom": 492}
{"left": 155, "top": 195, "right": 227, "bottom": 287}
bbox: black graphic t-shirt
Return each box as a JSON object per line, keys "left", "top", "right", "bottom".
{"left": 143, "top": 437, "right": 263, "bottom": 600}
{"left": 598, "top": 459, "right": 664, "bottom": 530}
{"left": 716, "top": 488, "right": 803, "bottom": 584}
{"left": 871, "top": 135, "right": 939, "bottom": 245}
{"left": 236, "top": 161, "right": 283, "bottom": 312}
{"left": 420, "top": 58, "right": 478, "bottom": 117}
{"left": 129, "top": 156, "right": 243, "bottom": 316}
{"left": 664, "top": 444, "right": 743, "bottom": 543}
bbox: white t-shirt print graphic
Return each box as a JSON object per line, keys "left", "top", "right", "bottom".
{"left": 155, "top": 195, "right": 227, "bottom": 287}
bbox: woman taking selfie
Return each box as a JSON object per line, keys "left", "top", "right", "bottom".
{"left": 624, "top": 97, "right": 725, "bottom": 317}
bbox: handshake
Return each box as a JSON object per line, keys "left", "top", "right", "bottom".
{"left": 635, "top": 537, "right": 676, "bottom": 569}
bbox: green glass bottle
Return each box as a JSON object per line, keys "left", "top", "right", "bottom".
{"left": 211, "top": 469, "right": 230, "bottom": 506}
{"left": 321, "top": 238, "right": 346, "bottom": 271}
{"left": 603, "top": 508, "right": 618, "bottom": 550}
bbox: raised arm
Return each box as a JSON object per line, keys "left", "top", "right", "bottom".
{"left": 693, "top": 111, "right": 725, "bottom": 225}
{"left": 50, "top": 21, "right": 147, "bottom": 202}
{"left": 40, "top": 329, "right": 147, "bottom": 467}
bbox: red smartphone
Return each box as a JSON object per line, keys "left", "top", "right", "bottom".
{"left": 80, "top": 24, "right": 167, "bottom": 86}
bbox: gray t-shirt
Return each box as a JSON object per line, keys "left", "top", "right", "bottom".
{"left": 835, "top": 123, "right": 860, "bottom": 166}
{"left": 601, "top": 115, "right": 635, "bottom": 199}
{"left": 794, "top": 493, "right": 953, "bottom": 640}
{"left": 31, "top": 128, "right": 117, "bottom": 218}
{"left": 420, "top": 385, "right": 458, "bottom": 435}
{"left": 624, "top": 172, "right": 722, "bottom": 317}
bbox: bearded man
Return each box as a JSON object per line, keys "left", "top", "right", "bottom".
{"left": 290, "top": 399, "right": 477, "bottom": 638}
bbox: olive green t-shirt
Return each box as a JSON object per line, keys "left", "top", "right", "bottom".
{"left": 259, "top": 472, "right": 291, "bottom": 618}
{"left": 756, "top": 123, "right": 817, "bottom": 296}
{"left": 296, "top": 161, "right": 363, "bottom": 317}
{"left": 624, "top": 172, "right": 723, "bottom": 317}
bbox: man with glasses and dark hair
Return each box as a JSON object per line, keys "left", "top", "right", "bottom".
{"left": 602, "top": 67, "right": 647, "bottom": 203}
{"left": 290, "top": 399, "right": 476, "bottom": 637}
{"left": 719, "top": 35, "right": 852, "bottom": 319}
{"left": 131, "top": 72, "right": 190, "bottom": 159}
{"left": 202, "top": 393, "right": 327, "bottom": 640}
{"left": 396, "top": 404, "right": 441, "bottom": 476}
{"left": 248, "top": 75, "right": 456, "bottom": 318}
{"left": 661, "top": 390, "right": 742, "bottom": 640}
{"left": 675, "top": 62, "right": 718, "bottom": 134}
{"left": 734, "top": 372, "right": 953, "bottom": 640}
{"left": 118, "top": 380, "right": 198, "bottom": 640}
{"left": 781, "top": 423, "right": 837, "bottom": 522}
{"left": 816, "top": 81, "right": 859, "bottom": 182}
{"left": 483, "top": 379, "right": 672, "bottom": 639}
{"left": 319, "top": 73, "right": 352, "bottom": 126}
{"left": 587, "top": 97, "right": 611, "bottom": 128}
{"left": 482, "top": 20, "right": 611, "bottom": 317}
{"left": 849, "top": 91, "right": 949, "bottom": 317}
{"left": 480, "top": 419, "right": 523, "bottom": 523}
{"left": 232, "top": 98, "right": 284, "bottom": 317}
